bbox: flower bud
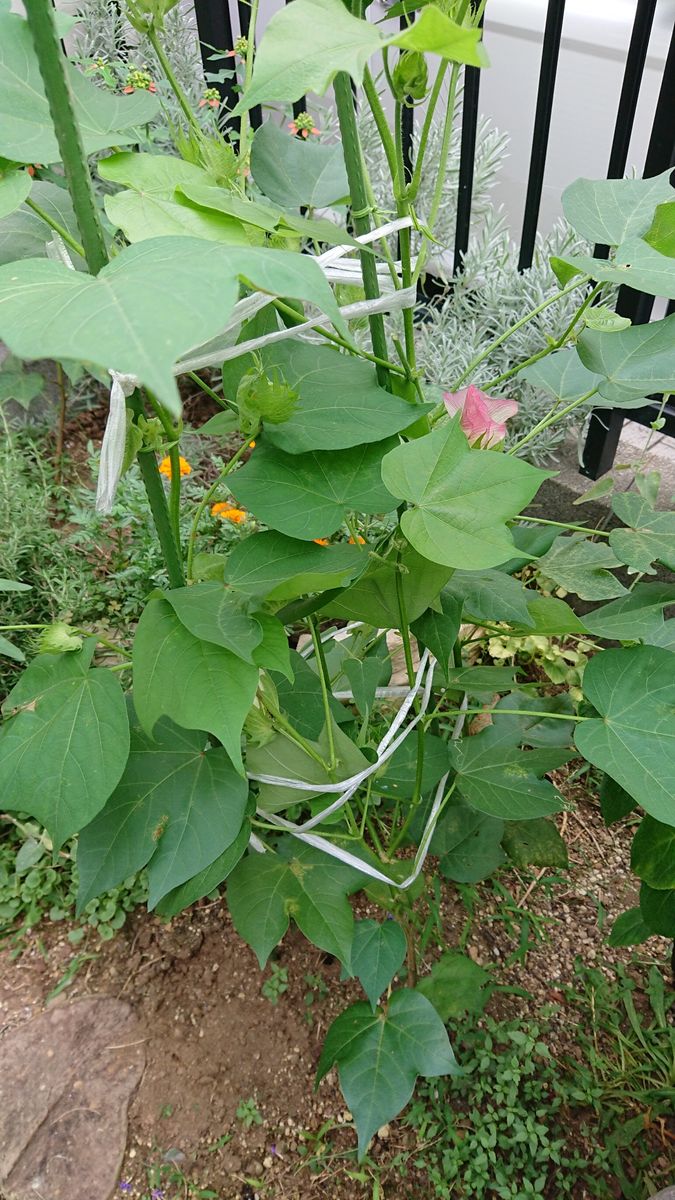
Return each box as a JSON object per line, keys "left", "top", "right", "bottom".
{"left": 392, "top": 51, "right": 428, "bottom": 101}
{"left": 39, "top": 622, "right": 83, "bottom": 654}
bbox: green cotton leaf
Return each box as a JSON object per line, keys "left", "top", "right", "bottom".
{"left": 347, "top": 919, "right": 407, "bottom": 1010}
{"left": 381, "top": 419, "right": 549, "bottom": 570}
{"left": 132, "top": 597, "right": 259, "bottom": 773}
{"left": 639, "top": 881, "right": 675, "bottom": 938}
{"left": 411, "top": 593, "right": 462, "bottom": 680}
{"left": 609, "top": 493, "right": 675, "bottom": 574}
{"left": 417, "top": 951, "right": 492, "bottom": 1020}
{"left": 77, "top": 716, "right": 249, "bottom": 910}
{"left": 99, "top": 152, "right": 253, "bottom": 245}
{"left": 224, "top": 530, "right": 366, "bottom": 602}
{"left": 520, "top": 349, "right": 605, "bottom": 406}
{"left": 577, "top": 313, "right": 675, "bottom": 406}
{"left": 537, "top": 534, "right": 626, "bottom": 601}
{"left": 155, "top": 819, "right": 251, "bottom": 918}
{"left": 0, "top": 238, "right": 346, "bottom": 417}
{"left": 163, "top": 583, "right": 264, "bottom": 662}
{"left": 583, "top": 304, "right": 632, "bottom": 333}
{"left": 250, "top": 121, "right": 349, "bottom": 209}
{"left": 0, "top": 354, "right": 44, "bottom": 409}
{"left": 323, "top": 544, "right": 453, "bottom": 628}
{"left": 0, "top": 649, "right": 129, "bottom": 849}
{"left": 557, "top": 239, "right": 675, "bottom": 301}
{"left": 583, "top": 583, "right": 675, "bottom": 643}
{"left": 272, "top": 650, "right": 348, "bottom": 739}
{"left": 0, "top": 238, "right": 239, "bottom": 417}
{"left": 561, "top": 170, "right": 675, "bottom": 246}
{"left": 431, "top": 802, "right": 505, "bottom": 883}
{"left": 373, "top": 731, "right": 450, "bottom": 803}
{"left": 644, "top": 200, "right": 675, "bottom": 257}
{"left": 316, "top": 989, "right": 459, "bottom": 1159}
{"left": 247, "top": 717, "right": 369, "bottom": 813}
{"left": 229, "top": 440, "right": 396, "bottom": 540}
{"left": 198, "top": 410, "right": 239, "bottom": 437}
{"left": 256, "top": 342, "right": 428, "bottom": 454}
{"left": 342, "top": 655, "right": 386, "bottom": 721}
{"left": 235, "top": 0, "right": 487, "bottom": 113}
{"left": 515, "top": 594, "right": 589, "bottom": 636}
{"left": 251, "top": 613, "right": 294, "bottom": 681}
{"left": 631, "top": 815, "right": 675, "bottom": 890}
{"left": 493, "top": 692, "right": 576, "bottom": 749}
{"left": 449, "top": 720, "right": 566, "bottom": 820}
{"left": 0, "top": 8, "right": 158, "bottom": 164}
{"left": 599, "top": 773, "right": 636, "bottom": 825}
{"left": 575, "top": 645, "right": 675, "bottom": 827}
{"left": 502, "top": 818, "right": 568, "bottom": 868}
{"left": 0, "top": 163, "right": 31, "bottom": 219}
{"left": 444, "top": 569, "right": 531, "bottom": 626}
{"left": 607, "top": 907, "right": 652, "bottom": 948}
{"left": 227, "top": 839, "right": 365, "bottom": 967}
{"left": 180, "top": 181, "right": 359, "bottom": 248}
{"left": 443, "top": 665, "right": 518, "bottom": 698}
{"left": 0, "top": 181, "right": 86, "bottom": 268}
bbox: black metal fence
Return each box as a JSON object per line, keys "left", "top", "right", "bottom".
{"left": 192, "top": 0, "right": 675, "bottom": 478}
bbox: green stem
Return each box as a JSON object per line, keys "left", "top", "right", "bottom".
{"left": 24, "top": 0, "right": 107, "bottom": 273}
{"left": 333, "top": 71, "right": 390, "bottom": 387}
{"left": 392, "top": 555, "right": 425, "bottom": 849}
{"left": 449, "top": 277, "right": 592, "bottom": 394}
{"left": 512, "top": 515, "right": 610, "bottom": 537}
{"left": 271, "top": 299, "right": 407, "bottom": 377}
{"left": 262, "top": 700, "right": 330, "bottom": 770}
{"left": 187, "top": 371, "right": 233, "bottom": 411}
{"left": 508, "top": 388, "right": 599, "bottom": 454}
{"left": 167, "top": 444, "right": 182, "bottom": 549}
{"left": 238, "top": 0, "right": 261, "bottom": 163}
{"left": 25, "top": 197, "right": 85, "bottom": 259}
{"left": 147, "top": 25, "right": 201, "bottom": 136}
{"left": 185, "top": 437, "right": 250, "bottom": 580}
{"left": 412, "top": 62, "right": 462, "bottom": 286}
{"left": 308, "top": 616, "right": 337, "bottom": 772}
{"left": 363, "top": 67, "right": 399, "bottom": 190}
{"left": 407, "top": 61, "right": 447, "bottom": 202}
{"left": 136, "top": 448, "right": 185, "bottom": 587}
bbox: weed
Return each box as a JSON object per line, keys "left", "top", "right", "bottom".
{"left": 261, "top": 961, "right": 288, "bottom": 1005}
{"left": 303, "top": 970, "right": 329, "bottom": 1026}
{"left": 236, "top": 1097, "right": 263, "bottom": 1128}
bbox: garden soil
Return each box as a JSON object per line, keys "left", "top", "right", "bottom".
{"left": 0, "top": 776, "right": 672, "bottom": 1200}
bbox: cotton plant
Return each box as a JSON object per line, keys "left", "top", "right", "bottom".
{"left": 0, "top": 0, "right": 674, "bottom": 1165}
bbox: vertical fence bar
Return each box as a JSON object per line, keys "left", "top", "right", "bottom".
{"left": 453, "top": 45, "right": 482, "bottom": 274}
{"left": 518, "top": 0, "right": 566, "bottom": 271}
{"left": 582, "top": 16, "right": 675, "bottom": 477}
{"left": 192, "top": 0, "right": 237, "bottom": 114}
{"left": 594, "top": 0, "right": 657, "bottom": 260}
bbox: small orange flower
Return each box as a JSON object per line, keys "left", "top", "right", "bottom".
{"left": 211, "top": 503, "right": 247, "bottom": 524}
{"left": 349, "top": 535, "right": 366, "bottom": 544}
{"left": 313, "top": 537, "right": 330, "bottom": 546}
{"left": 159, "top": 455, "right": 191, "bottom": 479}
{"left": 249, "top": 440, "right": 256, "bottom": 449}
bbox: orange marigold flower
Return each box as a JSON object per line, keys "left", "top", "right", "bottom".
{"left": 249, "top": 440, "right": 256, "bottom": 448}
{"left": 159, "top": 455, "right": 191, "bottom": 479}
{"left": 313, "top": 537, "right": 330, "bottom": 546}
{"left": 211, "top": 503, "right": 247, "bottom": 524}
{"left": 349, "top": 535, "right": 366, "bottom": 544}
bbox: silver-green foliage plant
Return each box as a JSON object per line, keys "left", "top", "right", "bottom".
{"left": 0, "top": 0, "right": 674, "bottom": 1159}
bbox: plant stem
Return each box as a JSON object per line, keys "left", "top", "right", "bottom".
{"left": 363, "top": 68, "right": 400, "bottom": 189}
{"left": 392, "top": 556, "right": 425, "bottom": 850}
{"left": 136, "top": 448, "right": 185, "bottom": 587}
{"left": 508, "top": 388, "right": 599, "bottom": 454}
{"left": 407, "top": 61, "right": 448, "bottom": 202}
{"left": 25, "top": 197, "right": 85, "bottom": 259}
{"left": 24, "top": 0, "right": 107, "bottom": 273}
{"left": 412, "top": 62, "right": 462, "bottom": 286}
{"left": 512, "top": 515, "right": 610, "bottom": 537}
{"left": 238, "top": 0, "right": 260, "bottom": 164}
{"left": 448, "top": 277, "right": 592, "bottom": 394}
{"left": 167, "top": 445, "right": 182, "bottom": 549}
{"left": 54, "top": 362, "right": 67, "bottom": 485}
{"left": 147, "top": 25, "right": 202, "bottom": 137}
{"left": 333, "top": 70, "right": 390, "bottom": 387}
{"left": 185, "top": 437, "right": 251, "bottom": 580}
{"left": 308, "top": 615, "right": 338, "bottom": 772}
{"left": 261, "top": 699, "right": 330, "bottom": 770}
{"left": 187, "top": 371, "right": 234, "bottom": 411}
{"left": 271, "top": 299, "right": 407, "bottom": 377}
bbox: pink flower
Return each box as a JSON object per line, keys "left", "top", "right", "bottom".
{"left": 443, "top": 384, "right": 518, "bottom": 449}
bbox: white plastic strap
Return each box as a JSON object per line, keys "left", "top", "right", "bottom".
{"left": 96, "top": 372, "right": 138, "bottom": 513}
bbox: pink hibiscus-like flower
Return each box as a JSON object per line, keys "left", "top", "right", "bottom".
{"left": 443, "top": 384, "right": 518, "bottom": 449}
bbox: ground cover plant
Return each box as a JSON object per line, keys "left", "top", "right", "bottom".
{"left": 0, "top": 0, "right": 674, "bottom": 1165}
